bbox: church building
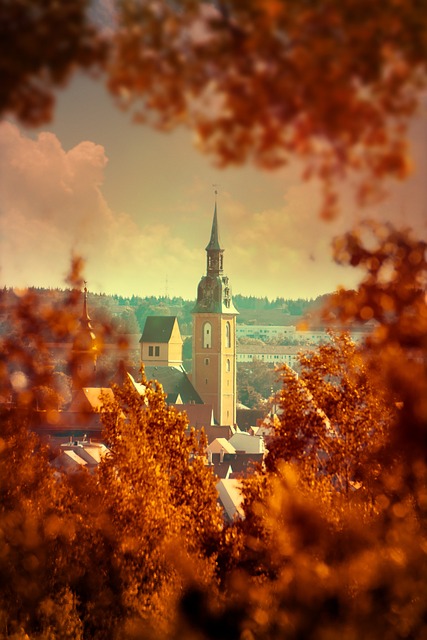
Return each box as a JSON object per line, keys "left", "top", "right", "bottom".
{"left": 192, "top": 203, "right": 238, "bottom": 426}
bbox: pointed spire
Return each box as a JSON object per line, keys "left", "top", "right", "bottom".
{"left": 72, "top": 283, "right": 97, "bottom": 353}
{"left": 80, "top": 284, "right": 91, "bottom": 328}
{"left": 205, "top": 201, "right": 223, "bottom": 252}
{"left": 193, "top": 198, "right": 238, "bottom": 315}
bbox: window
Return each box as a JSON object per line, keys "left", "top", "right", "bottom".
{"left": 155, "top": 346, "right": 160, "bottom": 357}
{"left": 148, "top": 346, "right": 153, "bottom": 356}
{"left": 226, "top": 358, "right": 231, "bottom": 372}
{"left": 205, "top": 358, "right": 209, "bottom": 365}
{"left": 225, "top": 321, "right": 231, "bottom": 348}
{"left": 203, "top": 322, "right": 212, "bottom": 348}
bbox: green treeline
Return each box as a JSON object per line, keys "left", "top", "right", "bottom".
{"left": 1, "top": 289, "right": 327, "bottom": 338}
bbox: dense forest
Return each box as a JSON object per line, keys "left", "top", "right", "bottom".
{"left": 0, "top": 288, "right": 325, "bottom": 339}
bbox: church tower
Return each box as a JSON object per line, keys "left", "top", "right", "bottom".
{"left": 70, "top": 285, "right": 98, "bottom": 390}
{"left": 192, "top": 203, "right": 238, "bottom": 426}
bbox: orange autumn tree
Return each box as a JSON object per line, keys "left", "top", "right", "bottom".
{"left": 328, "top": 221, "right": 427, "bottom": 512}
{"left": 266, "top": 332, "right": 395, "bottom": 502}
{"left": 97, "top": 371, "right": 223, "bottom": 636}
{"left": 0, "top": 280, "right": 91, "bottom": 638}
{"left": 2, "top": 1, "right": 427, "bottom": 216}
{"left": 175, "top": 222, "right": 427, "bottom": 640}
{"left": 108, "top": 0, "right": 427, "bottom": 212}
{"left": 0, "top": 0, "right": 106, "bottom": 124}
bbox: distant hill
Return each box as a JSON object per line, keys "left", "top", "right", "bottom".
{"left": 0, "top": 287, "right": 332, "bottom": 336}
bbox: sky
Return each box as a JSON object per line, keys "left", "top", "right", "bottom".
{"left": 1, "top": 71, "right": 426, "bottom": 301}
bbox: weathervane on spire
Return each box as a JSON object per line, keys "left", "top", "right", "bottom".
{"left": 212, "top": 183, "right": 220, "bottom": 202}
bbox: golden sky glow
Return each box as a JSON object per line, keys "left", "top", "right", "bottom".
{"left": 1, "top": 74, "right": 426, "bottom": 300}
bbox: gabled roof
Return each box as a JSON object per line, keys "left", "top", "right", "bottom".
{"left": 52, "top": 450, "right": 88, "bottom": 473}
{"left": 212, "top": 461, "right": 232, "bottom": 479}
{"left": 204, "top": 424, "right": 233, "bottom": 443}
{"left": 126, "top": 372, "right": 147, "bottom": 396}
{"left": 140, "top": 316, "right": 178, "bottom": 343}
{"left": 174, "top": 403, "right": 214, "bottom": 429}
{"left": 216, "top": 479, "right": 244, "bottom": 521}
{"left": 51, "top": 441, "right": 109, "bottom": 474}
{"left": 208, "top": 438, "right": 236, "bottom": 455}
{"left": 229, "top": 453, "right": 264, "bottom": 477}
{"left": 67, "top": 443, "right": 108, "bottom": 465}
{"left": 228, "top": 431, "right": 265, "bottom": 454}
{"left": 145, "top": 365, "right": 203, "bottom": 405}
{"left": 236, "top": 408, "right": 266, "bottom": 431}
{"left": 68, "top": 388, "right": 115, "bottom": 413}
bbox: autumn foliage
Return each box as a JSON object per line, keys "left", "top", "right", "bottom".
{"left": 2, "top": 1, "right": 427, "bottom": 216}
{"left": 1, "top": 2, "right": 427, "bottom": 637}
{"left": 0, "top": 224, "right": 426, "bottom": 638}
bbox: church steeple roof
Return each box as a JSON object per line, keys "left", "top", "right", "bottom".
{"left": 205, "top": 202, "right": 223, "bottom": 252}
{"left": 72, "top": 285, "right": 97, "bottom": 353}
{"left": 205, "top": 201, "right": 225, "bottom": 278}
{"left": 80, "top": 286, "right": 91, "bottom": 329}
{"left": 192, "top": 202, "right": 238, "bottom": 315}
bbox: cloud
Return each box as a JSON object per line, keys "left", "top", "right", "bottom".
{"left": 0, "top": 123, "right": 202, "bottom": 297}
{"left": 1, "top": 117, "right": 425, "bottom": 302}
{"left": 0, "top": 123, "right": 111, "bottom": 284}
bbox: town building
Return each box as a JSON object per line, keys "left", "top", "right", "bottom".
{"left": 236, "top": 323, "right": 297, "bottom": 341}
{"left": 192, "top": 203, "right": 239, "bottom": 426}
{"left": 237, "top": 344, "right": 308, "bottom": 369}
{"left": 140, "top": 316, "right": 183, "bottom": 367}
{"left": 51, "top": 438, "right": 109, "bottom": 474}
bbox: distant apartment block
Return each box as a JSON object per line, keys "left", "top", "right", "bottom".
{"left": 237, "top": 322, "right": 374, "bottom": 346}
{"left": 237, "top": 344, "right": 308, "bottom": 369}
{"left": 236, "top": 324, "right": 297, "bottom": 341}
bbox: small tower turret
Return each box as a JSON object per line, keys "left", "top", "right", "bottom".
{"left": 70, "top": 285, "right": 98, "bottom": 389}
{"left": 206, "top": 202, "right": 224, "bottom": 277}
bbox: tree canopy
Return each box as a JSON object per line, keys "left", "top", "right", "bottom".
{"left": 2, "top": 1, "right": 427, "bottom": 216}
{"left": 2, "top": 2, "right": 427, "bottom": 636}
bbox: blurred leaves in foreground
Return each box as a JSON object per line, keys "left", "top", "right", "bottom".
{"left": 2, "top": 1, "right": 427, "bottom": 217}
{"left": 0, "top": 222, "right": 426, "bottom": 638}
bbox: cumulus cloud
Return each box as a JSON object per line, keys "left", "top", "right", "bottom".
{"left": 0, "top": 123, "right": 110, "bottom": 284}
{"left": 0, "top": 122, "right": 201, "bottom": 297}
{"left": 1, "top": 117, "right": 425, "bottom": 302}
